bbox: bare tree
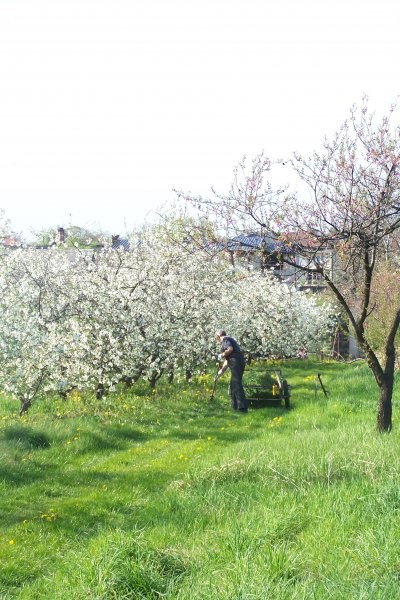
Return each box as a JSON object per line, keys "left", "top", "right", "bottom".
{"left": 178, "top": 99, "right": 400, "bottom": 432}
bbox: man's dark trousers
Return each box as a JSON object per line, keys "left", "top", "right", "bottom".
{"left": 228, "top": 355, "right": 248, "bottom": 412}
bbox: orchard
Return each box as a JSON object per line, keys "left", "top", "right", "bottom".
{"left": 0, "top": 225, "right": 335, "bottom": 414}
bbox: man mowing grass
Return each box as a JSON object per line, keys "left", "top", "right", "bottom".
{"left": 214, "top": 329, "right": 248, "bottom": 413}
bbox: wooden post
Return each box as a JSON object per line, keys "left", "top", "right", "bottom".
{"left": 317, "top": 373, "right": 328, "bottom": 397}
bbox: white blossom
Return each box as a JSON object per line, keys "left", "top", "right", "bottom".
{"left": 0, "top": 229, "right": 336, "bottom": 410}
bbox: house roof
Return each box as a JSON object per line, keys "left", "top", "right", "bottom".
{"left": 202, "top": 233, "right": 289, "bottom": 254}
{"left": 111, "top": 237, "right": 130, "bottom": 251}
{"left": 0, "top": 236, "right": 19, "bottom": 248}
{"left": 227, "top": 233, "right": 287, "bottom": 253}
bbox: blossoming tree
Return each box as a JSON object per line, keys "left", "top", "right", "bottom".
{"left": 0, "top": 225, "right": 334, "bottom": 414}
{"left": 178, "top": 99, "right": 400, "bottom": 432}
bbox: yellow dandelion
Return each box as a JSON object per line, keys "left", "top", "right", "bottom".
{"left": 303, "top": 375, "right": 315, "bottom": 382}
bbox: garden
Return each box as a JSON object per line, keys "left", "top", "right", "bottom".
{"left": 2, "top": 100, "right": 400, "bottom": 598}
{"left": 1, "top": 358, "right": 399, "bottom": 599}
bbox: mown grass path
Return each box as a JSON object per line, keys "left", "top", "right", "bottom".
{"left": 0, "top": 359, "right": 399, "bottom": 599}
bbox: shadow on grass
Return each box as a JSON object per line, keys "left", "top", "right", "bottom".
{"left": 2, "top": 425, "right": 51, "bottom": 449}
{"left": 247, "top": 397, "right": 285, "bottom": 410}
{"left": 0, "top": 463, "right": 47, "bottom": 487}
{"left": 169, "top": 423, "right": 266, "bottom": 443}
{"left": 0, "top": 462, "right": 178, "bottom": 530}
{"left": 0, "top": 374, "right": 289, "bottom": 537}
{"left": 0, "top": 425, "right": 151, "bottom": 496}
{"left": 76, "top": 427, "right": 150, "bottom": 455}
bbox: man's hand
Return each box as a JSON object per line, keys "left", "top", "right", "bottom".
{"left": 214, "top": 370, "right": 223, "bottom": 382}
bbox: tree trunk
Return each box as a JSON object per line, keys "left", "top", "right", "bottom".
{"left": 357, "top": 334, "right": 394, "bottom": 433}
{"left": 376, "top": 309, "right": 400, "bottom": 433}
{"left": 122, "top": 376, "right": 133, "bottom": 388}
{"left": 377, "top": 380, "right": 393, "bottom": 433}
{"left": 149, "top": 370, "right": 163, "bottom": 389}
{"left": 96, "top": 383, "right": 105, "bottom": 399}
{"left": 19, "top": 397, "right": 32, "bottom": 416}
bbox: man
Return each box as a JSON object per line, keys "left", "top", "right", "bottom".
{"left": 214, "top": 329, "right": 248, "bottom": 412}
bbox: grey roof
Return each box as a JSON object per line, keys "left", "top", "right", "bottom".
{"left": 111, "top": 238, "right": 130, "bottom": 251}
{"left": 223, "top": 234, "right": 288, "bottom": 253}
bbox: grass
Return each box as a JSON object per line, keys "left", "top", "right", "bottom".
{"left": 0, "top": 358, "right": 399, "bottom": 599}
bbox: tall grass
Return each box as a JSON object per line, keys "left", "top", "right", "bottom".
{"left": 0, "top": 359, "right": 399, "bottom": 599}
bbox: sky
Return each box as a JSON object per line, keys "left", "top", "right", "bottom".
{"left": 1, "top": 0, "right": 400, "bottom": 240}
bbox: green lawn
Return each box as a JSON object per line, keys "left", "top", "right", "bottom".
{"left": 0, "top": 359, "right": 399, "bottom": 599}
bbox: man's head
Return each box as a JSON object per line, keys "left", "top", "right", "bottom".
{"left": 214, "top": 329, "right": 226, "bottom": 343}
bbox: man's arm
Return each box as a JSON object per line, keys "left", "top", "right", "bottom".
{"left": 218, "top": 344, "right": 233, "bottom": 361}
{"left": 216, "top": 359, "right": 228, "bottom": 378}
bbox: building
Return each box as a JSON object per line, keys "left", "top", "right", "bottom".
{"left": 219, "top": 232, "right": 331, "bottom": 292}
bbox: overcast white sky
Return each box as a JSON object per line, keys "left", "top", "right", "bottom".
{"left": 1, "top": 0, "right": 399, "bottom": 240}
